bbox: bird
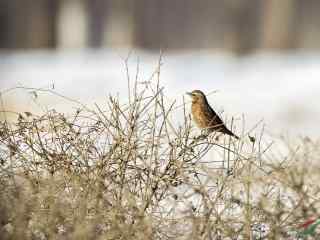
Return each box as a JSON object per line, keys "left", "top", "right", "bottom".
{"left": 187, "top": 90, "right": 239, "bottom": 139}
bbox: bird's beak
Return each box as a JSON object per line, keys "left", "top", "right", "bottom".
{"left": 186, "top": 92, "right": 193, "bottom": 97}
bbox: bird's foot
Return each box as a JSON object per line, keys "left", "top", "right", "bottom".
{"left": 214, "top": 135, "right": 220, "bottom": 141}
{"left": 197, "top": 134, "right": 208, "bottom": 141}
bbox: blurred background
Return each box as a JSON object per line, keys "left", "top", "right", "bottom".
{"left": 1, "top": 0, "right": 320, "bottom": 137}
{"left": 1, "top": 0, "right": 320, "bottom": 52}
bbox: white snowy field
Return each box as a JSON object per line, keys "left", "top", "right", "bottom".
{"left": 0, "top": 49, "right": 319, "bottom": 138}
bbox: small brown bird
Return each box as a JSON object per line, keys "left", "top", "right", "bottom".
{"left": 187, "top": 90, "right": 239, "bottom": 139}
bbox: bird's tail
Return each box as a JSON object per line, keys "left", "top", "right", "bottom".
{"left": 223, "top": 128, "right": 239, "bottom": 139}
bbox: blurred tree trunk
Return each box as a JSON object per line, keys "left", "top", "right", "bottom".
{"left": 295, "top": 0, "right": 320, "bottom": 49}
{"left": 0, "top": 1, "right": 10, "bottom": 48}
{"left": 134, "top": 0, "right": 227, "bottom": 50}
{"left": 102, "top": 0, "right": 135, "bottom": 47}
{"left": 134, "top": 0, "right": 163, "bottom": 49}
{"left": 224, "top": 0, "right": 261, "bottom": 54}
{"left": 56, "top": 0, "right": 88, "bottom": 48}
{"left": 87, "top": 0, "right": 108, "bottom": 47}
{"left": 1, "top": 0, "right": 57, "bottom": 49}
{"left": 259, "top": 0, "right": 298, "bottom": 49}
{"left": 48, "top": 0, "right": 59, "bottom": 48}
{"left": 184, "top": 0, "right": 224, "bottom": 49}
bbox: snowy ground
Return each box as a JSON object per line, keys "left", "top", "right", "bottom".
{"left": 0, "top": 49, "right": 319, "bottom": 138}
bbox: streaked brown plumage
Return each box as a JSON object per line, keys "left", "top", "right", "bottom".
{"left": 187, "top": 90, "right": 239, "bottom": 139}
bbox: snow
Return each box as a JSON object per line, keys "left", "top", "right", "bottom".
{"left": 0, "top": 49, "right": 319, "bottom": 138}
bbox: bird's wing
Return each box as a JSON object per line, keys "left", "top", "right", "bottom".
{"left": 205, "top": 103, "right": 239, "bottom": 138}
{"left": 206, "top": 105, "right": 225, "bottom": 128}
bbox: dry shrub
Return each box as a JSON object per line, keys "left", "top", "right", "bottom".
{"left": 0, "top": 59, "right": 319, "bottom": 240}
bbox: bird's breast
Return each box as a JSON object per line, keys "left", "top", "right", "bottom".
{"left": 191, "top": 102, "right": 211, "bottom": 129}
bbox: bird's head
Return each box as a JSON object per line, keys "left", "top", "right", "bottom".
{"left": 186, "top": 90, "right": 207, "bottom": 103}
